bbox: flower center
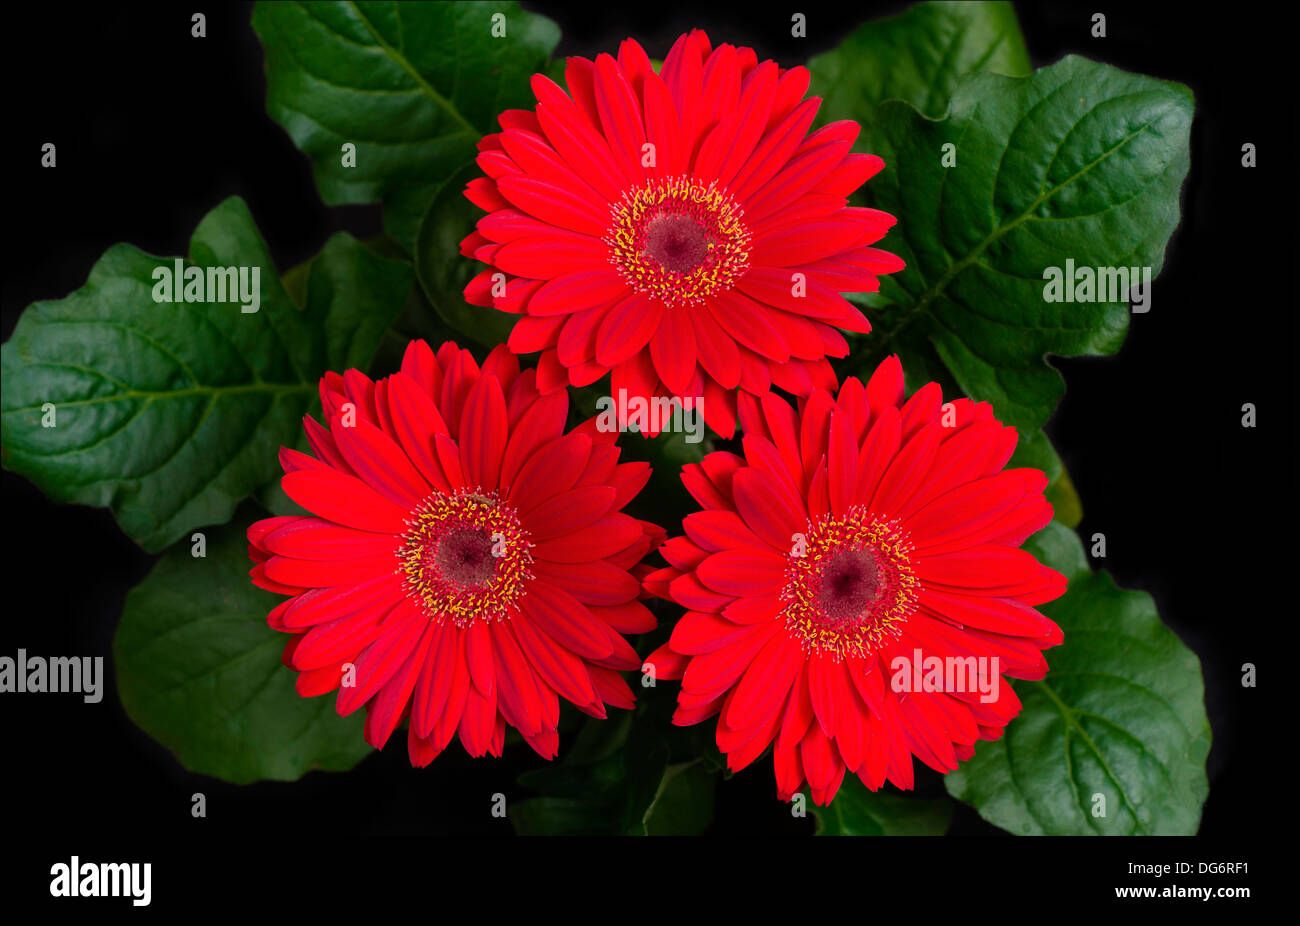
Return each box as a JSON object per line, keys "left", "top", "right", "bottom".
{"left": 783, "top": 506, "right": 918, "bottom": 660}
{"left": 816, "top": 549, "right": 883, "bottom": 627}
{"left": 432, "top": 529, "right": 497, "bottom": 587}
{"left": 642, "top": 214, "right": 712, "bottom": 273}
{"left": 606, "top": 176, "right": 751, "bottom": 306}
{"left": 398, "top": 488, "right": 533, "bottom": 627}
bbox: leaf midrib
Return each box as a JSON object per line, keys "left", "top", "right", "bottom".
{"left": 1033, "top": 678, "right": 1148, "bottom": 834}
{"left": 638, "top": 757, "right": 704, "bottom": 835}
{"left": 341, "top": 0, "right": 479, "bottom": 136}
{"left": 2, "top": 382, "right": 315, "bottom": 416}
{"left": 875, "top": 104, "right": 1173, "bottom": 351}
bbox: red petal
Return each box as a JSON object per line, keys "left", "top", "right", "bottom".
{"left": 520, "top": 581, "right": 614, "bottom": 660}
{"left": 731, "top": 467, "right": 806, "bottom": 550}
{"left": 696, "top": 548, "right": 788, "bottom": 596}
{"left": 281, "top": 470, "right": 409, "bottom": 534}
{"left": 495, "top": 174, "right": 609, "bottom": 236}
{"left": 596, "top": 292, "right": 664, "bottom": 367}
{"left": 492, "top": 233, "right": 609, "bottom": 278}
{"left": 526, "top": 270, "right": 629, "bottom": 318}
{"left": 532, "top": 516, "right": 643, "bottom": 563}
{"left": 458, "top": 375, "right": 508, "bottom": 490}
{"left": 522, "top": 485, "right": 615, "bottom": 540}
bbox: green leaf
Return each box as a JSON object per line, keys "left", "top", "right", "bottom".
{"left": 854, "top": 56, "right": 1192, "bottom": 433}
{"left": 306, "top": 233, "right": 419, "bottom": 371}
{"left": 808, "top": 0, "right": 1029, "bottom": 124}
{"left": 945, "top": 522, "right": 1211, "bottom": 834}
{"left": 510, "top": 796, "right": 618, "bottom": 836}
{"left": 512, "top": 746, "right": 666, "bottom": 836}
{"left": 812, "top": 777, "right": 953, "bottom": 836}
{"left": 513, "top": 710, "right": 719, "bottom": 835}
{"left": 640, "top": 760, "right": 717, "bottom": 836}
{"left": 413, "top": 162, "right": 517, "bottom": 347}
{"left": 253, "top": 0, "right": 560, "bottom": 250}
{"left": 114, "top": 506, "right": 372, "bottom": 783}
{"left": 1, "top": 198, "right": 411, "bottom": 551}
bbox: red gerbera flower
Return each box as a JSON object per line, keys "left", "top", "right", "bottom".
{"left": 247, "top": 340, "right": 663, "bottom": 765}
{"left": 643, "top": 357, "right": 1067, "bottom": 804}
{"left": 461, "top": 29, "right": 903, "bottom": 438}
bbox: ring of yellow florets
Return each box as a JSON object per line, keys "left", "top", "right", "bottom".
{"left": 782, "top": 505, "right": 919, "bottom": 660}
{"left": 397, "top": 488, "right": 533, "bottom": 627}
{"left": 606, "top": 176, "right": 751, "bottom": 307}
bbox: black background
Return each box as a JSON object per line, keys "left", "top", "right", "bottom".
{"left": 0, "top": 0, "right": 1289, "bottom": 879}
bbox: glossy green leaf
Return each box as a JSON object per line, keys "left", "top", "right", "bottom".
{"left": 854, "top": 56, "right": 1192, "bottom": 433}
{"left": 413, "top": 162, "right": 517, "bottom": 347}
{"left": 305, "top": 233, "right": 418, "bottom": 372}
{"left": 1, "top": 198, "right": 411, "bottom": 551}
{"left": 513, "top": 708, "right": 718, "bottom": 835}
{"left": 253, "top": 0, "right": 560, "bottom": 250}
{"left": 808, "top": 0, "right": 1029, "bottom": 124}
{"left": 512, "top": 715, "right": 662, "bottom": 835}
{"left": 640, "top": 760, "right": 718, "bottom": 836}
{"left": 945, "top": 522, "right": 1211, "bottom": 834}
{"left": 114, "top": 506, "right": 372, "bottom": 783}
{"left": 812, "top": 777, "right": 953, "bottom": 836}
